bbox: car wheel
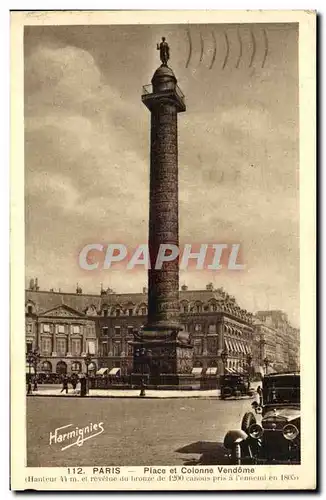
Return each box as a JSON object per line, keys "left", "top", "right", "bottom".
{"left": 241, "top": 412, "right": 256, "bottom": 434}
{"left": 222, "top": 386, "right": 232, "bottom": 398}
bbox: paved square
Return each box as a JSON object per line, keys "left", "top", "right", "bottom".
{"left": 27, "top": 396, "right": 253, "bottom": 466}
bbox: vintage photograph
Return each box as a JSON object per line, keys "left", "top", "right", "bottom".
{"left": 10, "top": 10, "right": 316, "bottom": 490}
{"left": 23, "top": 19, "right": 301, "bottom": 468}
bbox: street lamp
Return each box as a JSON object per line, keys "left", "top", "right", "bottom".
{"left": 26, "top": 349, "right": 40, "bottom": 392}
{"left": 263, "top": 357, "right": 270, "bottom": 375}
{"left": 246, "top": 353, "right": 253, "bottom": 374}
{"left": 221, "top": 350, "right": 228, "bottom": 375}
{"left": 84, "top": 351, "right": 92, "bottom": 378}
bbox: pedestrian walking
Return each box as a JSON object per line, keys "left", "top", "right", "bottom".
{"left": 27, "top": 380, "right": 32, "bottom": 395}
{"left": 60, "top": 375, "right": 68, "bottom": 394}
{"left": 257, "top": 385, "right": 263, "bottom": 405}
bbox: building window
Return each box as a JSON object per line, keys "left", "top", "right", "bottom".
{"left": 207, "top": 337, "right": 218, "bottom": 353}
{"left": 26, "top": 324, "right": 33, "bottom": 334}
{"left": 26, "top": 341, "right": 33, "bottom": 353}
{"left": 71, "top": 339, "right": 81, "bottom": 356}
{"left": 101, "top": 342, "right": 108, "bottom": 356}
{"left": 141, "top": 307, "right": 147, "bottom": 316}
{"left": 27, "top": 305, "right": 33, "bottom": 315}
{"left": 211, "top": 303, "right": 217, "bottom": 312}
{"left": 128, "top": 309, "right": 133, "bottom": 316}
{"left": 127, "top": 326, "right": 134, "bottom": 336}
{"left": 194, "top": 340, "right": 203, "bottom": 355}
{"left": 208, "top": 324, "right": 216, "bottom": 334}
{"left": 102, "top": 326, "right": 108, "bottom": 336}
{"left": 87, "top": 341, "right": 96, "bottom": 355}
{"left": 103, "top": 309, "right": 108, "bottom": 317}
{"left": 114, "top": 326, "right": 121, "bottom": 337}
{"left": 182, "top": 304, "right": 189, "bottom": 313}
{"left": 41, "top": 338, "right": 52, "bottom": 355}
{"left": 195, "top": 324, "right": 202, "bottom": 332}
{"left": 113, "top": 342, "right": 121, "bottom": 356}
{"left": 56, "top": 361, "right": 67, "bottom": 375}
{"left": 196, "top": 304, "right": 202, "bottom": 313}
{"left": 43, "top": 324, "right": 50, "bottom": 333}
{"left": 58, "top": 325, "right": 65, "bottom": 334}
{"left": 127, "top": 343, "right": 133, "bottom": 355}
{"left": 72, "top": 325, "right": 80, "bottom": 334}
{"left": 57, "top": 338, "right": 67, "bottom": 356}
{"left": 115, "top": 309, "right": 121, "bottom": 317}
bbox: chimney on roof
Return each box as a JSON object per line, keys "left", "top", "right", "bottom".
{"left": 142, "top": 286, "right": 148, "bottom": 294}
{"left": 29, "top": 278, "right": 34, "bottom": 290}
{"left": 181, "top": 284, "right": 188, "bottom": 291}
{"left": 35, "top": 277, "right": 39, "bottom": 291}
{"left": 76, "top": 283, "right": 82, "bottom": 294}
{"left": 206, "top": 282, "right": 214, "bottom": 291}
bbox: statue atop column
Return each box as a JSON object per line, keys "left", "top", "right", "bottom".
{"left": 157, "top": 37, "right": 170, "bottom": 66}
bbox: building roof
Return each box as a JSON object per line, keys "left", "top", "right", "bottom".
{"left": 25, "top": 286, "right": 253, "bottom": 323}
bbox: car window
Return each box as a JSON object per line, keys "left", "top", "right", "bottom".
{"left": 264, "top": 387, "right": 300, "bottom": 404}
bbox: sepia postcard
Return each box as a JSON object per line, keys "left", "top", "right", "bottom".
{"left": 10, "top": 10, "right": 316, "bottom": 491}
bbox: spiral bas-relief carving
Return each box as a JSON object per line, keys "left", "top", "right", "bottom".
{"left": 147, "top": 98, "right": 180, "bottom": 330}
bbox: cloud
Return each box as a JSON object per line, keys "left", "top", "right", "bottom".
{"left": 24, "top": 26, "right": 300, "bottom": 326}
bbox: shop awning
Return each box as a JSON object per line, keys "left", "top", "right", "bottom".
{"left": 88, "top": 362, "right": 96, "bottom": 370}
{"left": 224, "top": 339, "right": 231, "bottom": 352}
{"left": 26, "top": 365, "right": 35, "bottom": 374}
{"left": 233, "top": 340, "right": 240, "bottom": 352}
{"left": 191, "top": 367, "right": 203, "bottom": 375}
{"left": 237, "top": 366, "right": 244, "bottom": 373}
{"left": 229, "top": 339, "right": 235, "bottom": 351}
{"left": 109, "top": 367, "right": 121, "bottom": 376}
{"left": 206, "top": 367, "right": 218, "bottom": 375}
{"left": 96, "top": 368, "right": 108, "bottom": 375}
{"left": 225, "top": 367, "right": 234, "bottom": 374}
{"left": 235, "top": 341, "right": 242, "bottom": 353}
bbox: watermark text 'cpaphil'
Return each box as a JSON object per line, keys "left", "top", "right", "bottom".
{"left": 78, "top": 243, "right": 245, "bottom": 271}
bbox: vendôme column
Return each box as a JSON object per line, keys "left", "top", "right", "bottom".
{"left": 132, "top": 39, "right": 194, "bottom": 386}
{"left": 142, "top": 40, "right": 186, "bottom": 333}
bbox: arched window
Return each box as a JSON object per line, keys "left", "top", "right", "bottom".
{"left": 71, "top": 361, "right": 82, "bottom": 373}
{"left": 26, "top": 302, "right": 35, "bottom": 315}
{"left": 88, "top": 362, "right": 96, "bottom": 373}
{"left": 41, "top": 361, "right": 52, "bottom": 373}
{"left": 180, "top": 301, "right": 189, "bottom": 313}
{"left": 56, "top": 361, "right": 67, "bottom": 375}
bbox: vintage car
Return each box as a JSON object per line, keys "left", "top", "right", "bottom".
{"left": 223, "top": 372, "right": 300, "bottom": 464}
{"left": 220, "top": 374, "right": 255, "bottom": 399}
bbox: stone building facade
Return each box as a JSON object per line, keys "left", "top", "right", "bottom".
{"left": 26, "top": 282, "right": 255, "bottom": 377}
{"left": 25, "top": 282, "right": 299, "bottom": 377}
{"left": 254, "top": 310, "right": 300, "bottom": 373}
{"left": 25, "top": 296, "right": 98, "bottom": 375}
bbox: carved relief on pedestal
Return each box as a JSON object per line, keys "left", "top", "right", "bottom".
{"left": 176, "top": 347, "right": 193, "bottom": 374}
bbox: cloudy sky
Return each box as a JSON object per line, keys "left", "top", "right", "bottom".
{"left": 24, "top": 23, "right": 299, "bottom": 325}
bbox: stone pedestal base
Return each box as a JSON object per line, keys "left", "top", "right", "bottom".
{"left": 132, "top": 332, "right": 195, "bottom": 388}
